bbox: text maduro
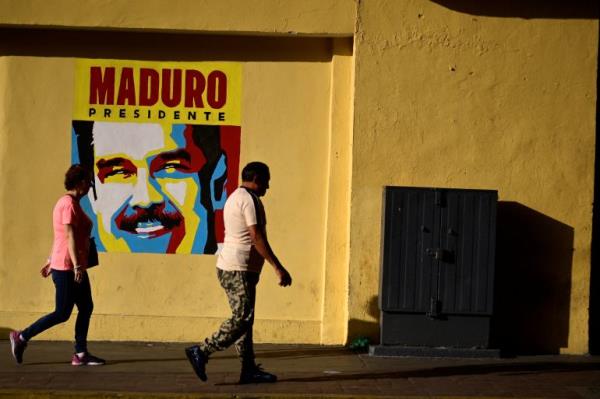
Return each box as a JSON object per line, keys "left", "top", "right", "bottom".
{"left": 88, "top": 67, "right": 228, "bottom": 109}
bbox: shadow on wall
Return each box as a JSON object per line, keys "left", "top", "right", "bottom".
{"left": 347, "top": 295, "right": 380, "bottom": 345}
{"left": 429, "top": 0, "right": 599, "bottom": 19}
{"left": 492, "top": 201, "right": 573, "bottom": 355}
{"left": 0, "top": 28, "right": 348, "bottom": 63}
{"left": 589, "top": 22, "right": 600, "bottom": 356}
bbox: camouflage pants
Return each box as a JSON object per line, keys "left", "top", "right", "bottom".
{"left": 199, "top": 269, "right": 259, "bottom": 366}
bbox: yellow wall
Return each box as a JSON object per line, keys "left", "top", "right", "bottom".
{"left": 0, "top": 0, "right": 355, "bottom": 36}
{"left": 0, "top": 0, "right": 598, "bottom": 354}
{"left": 349, "top": 0, "right": 598, "bottom": 354}
{"left": 0, "top": 30, "right": 352, "bottom": 344}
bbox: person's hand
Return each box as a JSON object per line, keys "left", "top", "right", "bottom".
{"left": 74, "top": 267, "right": 85, "bottom": 283}
{"left": 40, "top": 261, "right": 51, "bottom": 278}
{"left": 275, "top": 266, "right": 292, "bottom": 287}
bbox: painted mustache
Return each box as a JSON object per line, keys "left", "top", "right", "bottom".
{"left": 118, "top": 203, "right": 183, "bottom": 235}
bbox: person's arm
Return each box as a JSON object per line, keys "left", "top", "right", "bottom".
{"left": 40, "top": 257, "right": 51, "bottom": 278}
{"left": 65, "top": 224, "right": 84, "bottom": 283}
{"left": 248, "top": 224, "right": 292, "bottom": 287}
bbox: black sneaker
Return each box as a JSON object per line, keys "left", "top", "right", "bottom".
{"left": 239, "top": 364, "right": 277, "bottom": 384}
{"left": 185, "top": 345, "right": 208, "bottom": 381}
{"left": 9, "top": 331, "right": 27, "bottom": 364}
{"left": 71, "top": 352, "right": 106, "bottom": 366}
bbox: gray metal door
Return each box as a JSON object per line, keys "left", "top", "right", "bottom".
{"left": 379, "top": 187, "right": 497, "bottom": 347}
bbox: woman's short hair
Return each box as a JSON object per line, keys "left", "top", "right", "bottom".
{"left": 241, "top": 162, "right": 270, "bottom": 182}
{"left": 64, "top": 164, "right": 91, "bottom": 190}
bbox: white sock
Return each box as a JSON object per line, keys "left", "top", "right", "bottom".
{"left": 76, "top": 352, "right": 86, "bottom": 358}
{"left": 19, "top": 334, "right": 25, "bottom": 341}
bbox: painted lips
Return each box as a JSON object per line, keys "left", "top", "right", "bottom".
{"left": 135, "top": 222, "right": 169, "bottom": 238}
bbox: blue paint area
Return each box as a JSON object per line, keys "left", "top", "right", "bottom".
{"left": 121, "top": 230, "right": 173, "bottom": 253}
{"left": 80, "top": 196, "right": 106, "bottom": 252}
{"left": 71, "top": 128, "right": 80, "bottom": 165}
{"left": 211, "top": 154, "right": 227, "bottom": 209}
{"left": 170, "top": 124, "right": 187, "bottom": 145}
{"left": 191, "top": 175, "right": 209, "bottom": 254}
{"left": 165, "top": 123, "right": 210, "bottom": 253}
{"left": 71, "top": 127, "right": 106, "bottom": 252}
{"left": 72, "top": 128, "right": 105, "bottom": 252}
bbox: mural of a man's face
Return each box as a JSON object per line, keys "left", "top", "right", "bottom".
{"left": 90, "top": 122, "right": 208, "bottom": 253}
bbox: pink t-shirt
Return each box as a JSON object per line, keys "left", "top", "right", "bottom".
{"left": 49, "top": 195, "right": 92, "bottom": 271}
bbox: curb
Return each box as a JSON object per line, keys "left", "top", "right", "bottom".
{"left": 0, "top": 390, "right": 400, "bottom": 399}
{"left": 0, "top": 391, "right": 541, "bottom": 399}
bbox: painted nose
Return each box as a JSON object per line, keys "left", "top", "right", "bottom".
{"left": 129, "top": 168, "right": 163, "bottom": 208}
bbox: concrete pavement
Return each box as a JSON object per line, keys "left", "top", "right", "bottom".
{"left": 1, "top": 340, "right": 599, "bottom": 398}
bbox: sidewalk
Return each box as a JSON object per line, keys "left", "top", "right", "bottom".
{"left": 1, "top": 340, "right": 599, "bottom": 398}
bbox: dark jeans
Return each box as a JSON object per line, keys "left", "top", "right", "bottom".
{"left": 21, "top": 269, "right": 94, "bottom": 353}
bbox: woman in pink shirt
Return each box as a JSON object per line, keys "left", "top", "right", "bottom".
{"left": 9, "top": 164, "right": 105, "bottom": 366}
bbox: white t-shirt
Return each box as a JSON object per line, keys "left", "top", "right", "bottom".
{"left": 217, "top": 187, "right": 266, "bottom": 273}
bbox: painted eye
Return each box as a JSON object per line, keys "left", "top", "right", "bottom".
{"left": 160, "top": 162, "right": 190, "bottom": 172}
{"left": 107, "top": 168, "right": 133, "bottom": 177}
{"left": 95, "top": 158, "right": 138, "bottom": 183}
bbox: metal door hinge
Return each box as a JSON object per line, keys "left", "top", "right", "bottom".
{"left": 427, "top": 298, "right": 442, "bottom": 319}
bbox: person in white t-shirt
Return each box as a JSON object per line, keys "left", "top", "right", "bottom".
{"left": 185, "top": 161, "right": 292, "bottom": 384}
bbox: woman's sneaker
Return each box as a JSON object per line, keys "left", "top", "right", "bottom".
{"left": 71, "top": 352, "right": 106, "bottom": 366}
{"left": 9, "top": 331, "right": 27, "bottom": 364}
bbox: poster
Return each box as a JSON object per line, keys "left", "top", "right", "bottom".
{"left": 71, "top": 59, "right": 241, "bottom": 254}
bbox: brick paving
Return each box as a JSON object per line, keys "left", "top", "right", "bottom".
{"left": 0, "top": 340, "right": 599, "bottom": 398}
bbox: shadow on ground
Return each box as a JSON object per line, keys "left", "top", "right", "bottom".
{"left": 0, "top": 328, "right": 12, "bottom": 340}
{"left": 22, "top": 346, "right": 354, "bottom": 367}
{"left": 214, "top": 346, "right": 353, "bottom": 360}
{"left": 271, "top": 361, "right": 600, "bottom": 384}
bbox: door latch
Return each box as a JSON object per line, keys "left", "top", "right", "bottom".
{"left": 425, "top": 248, "right": 454, "bottom": 263}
